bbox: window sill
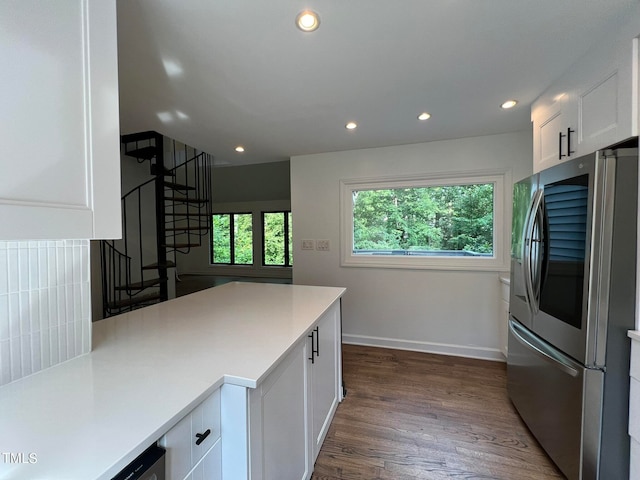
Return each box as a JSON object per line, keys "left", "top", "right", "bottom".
{"left": 341, "top": 254, "right": 508, "bottom": 272}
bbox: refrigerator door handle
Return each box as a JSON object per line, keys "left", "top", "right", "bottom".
{"left": 530, "top": 192, "right": 545, "bottom": 310}
{"left": 586, "top": 153, "right": 616, "bottom": 368}
{"left": 509, "top": 319, "right": 579, "bottom": 378}
{"left": 523, "top": 190, "right": 544, "bottom": 314}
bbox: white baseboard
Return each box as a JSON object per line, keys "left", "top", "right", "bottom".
{"left": 342, "top": 334, "right": 506, "bottom": 362}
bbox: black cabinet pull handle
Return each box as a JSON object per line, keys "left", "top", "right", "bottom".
{"left": 308, "top": 331, "right": 315, "bottom": 363}
{"left": 195, "top": 429, "right": 211, "bottom": 446}
{"left": 314, "top": 326, "right": 320, "bottom": 357}
{"left": 567, "top": 127, "right": 575, "bottom": 156}
{"left": 558, "top": 131, "right": 566, "bottom": 159}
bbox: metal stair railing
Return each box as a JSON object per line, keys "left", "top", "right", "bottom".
{"left": 101, "top": 135, "right": 213, "bottom": 317}
{"left": 165, "top": 143, "right": 213, "bottom": 254}
{"left": 100, "top": 241, "right": 163, "bottom": 316}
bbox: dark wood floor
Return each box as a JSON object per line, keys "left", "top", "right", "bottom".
{"left": 312, "top": 345, "right": 564, "bottom": 480}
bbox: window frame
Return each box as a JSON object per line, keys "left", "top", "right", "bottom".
{"left": 261, "top": 210, "right": 293, "bottom": 268}
{"left": 210, "top": 212, "right": 254, "bottom": 266}
{"left": 339, "top": 170, "right": 510, "bottom": 271}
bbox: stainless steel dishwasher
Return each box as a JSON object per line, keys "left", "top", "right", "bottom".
{"left": 111, "top": 444, "right": 165, "bottom": 480}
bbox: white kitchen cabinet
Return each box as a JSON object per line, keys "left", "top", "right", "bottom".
{"left": 248, "top": 300, "right": 343, "bottom": 480}
{"left": 532, "top": 32, "right": 638, "bottom": 173}
{"left": 155, "top": 297, "right": 343, "bottom": 480}
{"left": 0, "top": 0, "right": 122, "bottom": 240}
{"left": 185, "top": 439, "right": 222, "bottom": 480}
{"left": 161, "top": 389, "right": 221, "bottom": 480}
{"left": 532, "top": 90, "right": 575, "bottom": 173}
{"left": 249, "top": 339, "right": 310, "bottom": 480}
{"left": 574, "top": 36, "right": 637, "bottom": 157}
{"left": 309, "top": 302, "right": 340, "bottom": 461}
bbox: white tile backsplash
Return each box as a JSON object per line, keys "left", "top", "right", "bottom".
{"left": 0, "top": 239, "right": 91, "bottom": 386}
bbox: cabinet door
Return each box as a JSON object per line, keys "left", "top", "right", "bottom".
{"left": 309, "top": 303, "right": 340, "bottom": 461}
{"left": 163, "top": 411, "right": 192, "bottom": 480}
{"left": 191, "top": 389, "right": 221, "bottom": 467}
{"left": 0, "top": 0, "right": 121, "bottom": 240}
{"left": 250, "top": 340, "right": 309, "bottom": 480}
{"left": 532, "top": 95, "right": 575, "bottom": 174}
{"left": 576, "top": 37, "right": 638, "bottom": 156}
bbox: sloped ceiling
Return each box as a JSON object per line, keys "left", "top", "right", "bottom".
{"left": 117, "top": 0, "right": 638, "bottom": 166}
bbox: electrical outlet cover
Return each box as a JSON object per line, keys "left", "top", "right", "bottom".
{"left": 302, "top": 239, "right": 315, "bottom": 250}
{"left": 317, "top": 239, "right": 330, "bottom": 251}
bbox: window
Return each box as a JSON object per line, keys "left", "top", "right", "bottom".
{"left": 262, "top": 211, "right": 293, "bottom": 267}
{"left": 211, "top": 213, "right": 253, "bottom": 265}
{"left": 340, "top": 171, "right": 509, "bottom": 270}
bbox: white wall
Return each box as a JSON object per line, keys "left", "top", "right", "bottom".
{"left": 291, "top": 131, "right": 532, "bottom": 360}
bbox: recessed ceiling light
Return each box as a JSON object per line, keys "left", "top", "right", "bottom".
{"left": 501, "top": 100, "right": 518, "bottom": 109}
{"left": 295, "top": 10, "right": 320, "bottom": 32}
{"left": 235, "top": 146, "right": 245, "bottom": 153}
{"left": 417, "top": 112, "right": 431, "bottom": 121}
{"left": 345, "top": 122, "right": 357, "bottom": 130}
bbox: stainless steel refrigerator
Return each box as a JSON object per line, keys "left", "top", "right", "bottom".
{"left": 507, "top": 146, "right": 638, "bottom": 479}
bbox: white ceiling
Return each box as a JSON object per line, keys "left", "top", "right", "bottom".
{"left": 116, "top": 0, "right": 638, "bottom": 167}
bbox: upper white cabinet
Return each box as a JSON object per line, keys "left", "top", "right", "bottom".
{"left": 533, "top": 31, "right": 639, "bottom": 173}
{"left": 0, "top": 0, "right": 122, "bottom": 240}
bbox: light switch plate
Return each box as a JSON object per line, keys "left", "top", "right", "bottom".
{"left": 302, "top": 239, "right": 315, "bottom": 250}
{"left": 316, "top": 239, "right": 330, "bottom": 251}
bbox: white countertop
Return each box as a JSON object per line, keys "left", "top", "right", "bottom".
{"left": 0, "top": 282, "right": 345, "bottom": 480}
{"left": 629, "top": 330, "right": 640, "bottom": 342}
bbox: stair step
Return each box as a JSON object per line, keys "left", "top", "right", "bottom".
{"left": 114, "top": 278, "right": 166, "bottom": 290}
{"left": 121, "top": 130, "right": 159, "bottom": 143}
{"left": 152, "top": 165, "right": 174, "bottom": 176}
{"left": 108, "top": 293, "right": 162, "bottom": 310}
{"left": 125, "top": 146, "right": 157, "bottom": 160}
{"left": 142, "top": 261, "right": 176, "bottom": 270}
{"left": 165, "top": 226, "right": 209, "bottom": 232}
{"left": 162, "top": 243, "right": 202, "bottom": 249}
{"left": 164, "top": 181, "right": 196, "bottom": 191}
{"left": 165, "top": 196, "right": 208, "bottom": 204}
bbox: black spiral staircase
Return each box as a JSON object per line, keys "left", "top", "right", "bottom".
{"left": 101, "top": 131, "right": 213, "bottom": 317}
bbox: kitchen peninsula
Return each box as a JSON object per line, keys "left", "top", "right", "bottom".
{"left": 0, "top": 282, "right": 345, "bottom": 480}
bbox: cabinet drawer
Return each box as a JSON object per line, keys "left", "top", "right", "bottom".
{"left": 162, "top": 389, "right": 221, "bottom": 480}
{"left": 184, "top": 438, "right": 222, "bottom": 480}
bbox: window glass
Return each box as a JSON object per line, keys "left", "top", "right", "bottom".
{"left": 212, "top": 214, "right": 231, "bottom": 264}
{"left": 352, "top": 184, "right": 494, "bottom": 256}
{"left": 288, "top": 211, "right": 293, "bottom": 266}
{"left": 263, "top": 211, "right": 292, "bottom": 266}
{"left": 211, "top": 213, "right": 252, "bottom": 265}
{"left": 233, "top": 213, "right": 253, "bottom": 265}
{"left": 340, "top": 172, "right": 508, "bottom": 271}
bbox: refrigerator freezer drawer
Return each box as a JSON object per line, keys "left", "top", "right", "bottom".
{"left": 507, "top": 318, "right": 588, "bottom": 480}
